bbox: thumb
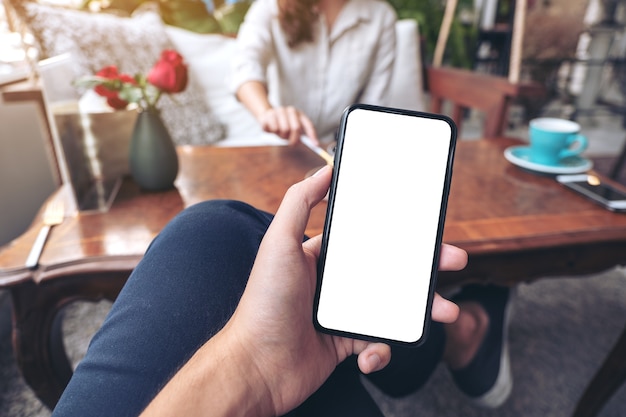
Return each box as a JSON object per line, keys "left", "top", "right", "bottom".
{"left": 265, "top": 165, "right": 332, "bottom": 242}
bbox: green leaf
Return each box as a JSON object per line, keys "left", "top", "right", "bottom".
{"left": 118, "top": 86, "right": 143, "bottom": 104}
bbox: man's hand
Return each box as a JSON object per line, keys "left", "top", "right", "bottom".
{"left": 227, "top": 165, "right": 467, "bottom": 415}
{"left": 141, "top": 165, "right": 467, "bottom": 417}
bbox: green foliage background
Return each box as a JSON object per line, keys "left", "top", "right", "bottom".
{"left": 386, "top": 0, "right": 478, "bottom": 68}
{"left": 82, "top": 0, "right": 478, "bottom": 67}
{"left": 80, "top": 0, "right": 251, "bottom": 34}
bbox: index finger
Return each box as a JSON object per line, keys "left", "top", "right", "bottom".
{"left": 299, "top": 114, "right": 319, "bottom": 145}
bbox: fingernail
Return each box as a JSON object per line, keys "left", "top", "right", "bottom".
{"left": 367, "top": 353, "right": 381, "bottom": 372}
{"left": 312, "top": 165, "right": 330, "bottom": 177}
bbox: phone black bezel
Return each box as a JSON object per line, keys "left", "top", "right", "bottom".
{"left": 312, "top": 103, "right": 458, "bottom": 347}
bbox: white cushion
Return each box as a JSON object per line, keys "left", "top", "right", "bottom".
{"left": 389, "top": 19, "right": 426, "bottom": 112}
{"left": 24, "top": 3, "right": 226, "bottom": 145}
{"left": 165, "top": 25, "right": 284, "bottom": 147}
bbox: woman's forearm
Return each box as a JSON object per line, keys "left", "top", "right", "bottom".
{"left": 236, "top": 80, "right": 273, "bottom": 121}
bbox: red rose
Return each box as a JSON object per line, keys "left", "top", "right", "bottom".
{"left": 147, "top": 50, "right": 188, "bottom": 93}
{"left": 117, "top": 74, "right": 136, "bottom": 84}
{"left": 76, "top": 49, "right": 186, "bottom": 112}
{"left": 93, "top": 66, "right": 136, "bottom": 108}
{"left": 106, "top": 96, "right": 130, "bottom": 110}
{"left": 93, "top": 66, "right": 121, "bottom": 98}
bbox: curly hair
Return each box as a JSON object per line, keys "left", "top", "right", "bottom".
{"left": 278, "top": 0, "right": 320, "bottom": 48}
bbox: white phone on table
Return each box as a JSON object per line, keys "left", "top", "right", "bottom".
{"left": 556, "top": 174, "right": 626, "bottom": 212}
{"left": 313, "top": 104, "right": 457, "bottom": 347}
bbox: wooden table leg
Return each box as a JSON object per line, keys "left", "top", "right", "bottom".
{"left": 10, "top": 272, "right": 129, "bottom": 409}
{"left": 572, "top": 323, "right": 626, "bottom": 417}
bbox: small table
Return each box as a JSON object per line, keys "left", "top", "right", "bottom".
{"left": 1, "top": 138, "right": 626, "bottom": 415}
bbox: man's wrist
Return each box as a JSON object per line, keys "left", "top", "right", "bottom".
{"left": 215, "top": 324, "right": 277, "bottom": 417}
{"left": 140, "top": 324, "right": 275, "bottom": 417}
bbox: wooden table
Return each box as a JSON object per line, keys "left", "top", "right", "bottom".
{"left": 1, "top": 137, "right": 625, "bottom": 415}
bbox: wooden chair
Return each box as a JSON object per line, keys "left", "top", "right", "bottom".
{"left": 426, "top": 65, "right": 545, "bottom": 138}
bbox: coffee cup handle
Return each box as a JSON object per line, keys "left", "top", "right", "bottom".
{"left": 559, "top": 134, "right": 588, "bottom": 159}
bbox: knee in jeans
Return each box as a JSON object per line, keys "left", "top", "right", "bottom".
{"left": 183, "top": 200, "right": 270, "bottom": 227}
{"left": 163, "top": 199, "right": 273, "bottom": 243}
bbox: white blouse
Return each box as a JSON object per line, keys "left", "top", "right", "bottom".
{"left": 230, "top": 0, "right": 397, "bottom": 143}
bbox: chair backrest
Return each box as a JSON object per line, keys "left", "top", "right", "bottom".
{"left": 426, "top": 65, "right": 545, "bottom": 138}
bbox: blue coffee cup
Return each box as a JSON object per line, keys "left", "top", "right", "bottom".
{"left": 528, "top": 118, "right": 588, "bottom": 166}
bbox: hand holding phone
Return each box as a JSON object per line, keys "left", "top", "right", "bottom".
{"left": 313, "top": 104, "right": 457, "bottom": 346}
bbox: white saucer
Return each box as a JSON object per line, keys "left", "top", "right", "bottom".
{"left": 504, "top": 146, "right": 593, "bottom": 175}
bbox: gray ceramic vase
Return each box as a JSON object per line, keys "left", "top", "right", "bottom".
{"left": 129, "top": 109, "right": 179, "bottom": 191}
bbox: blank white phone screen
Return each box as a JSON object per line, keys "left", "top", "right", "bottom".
{"left": 316, "top": 108, "right": 454, "bottom": 344}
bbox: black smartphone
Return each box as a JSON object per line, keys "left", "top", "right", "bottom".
{"left": 556, "top": 174, "right": 626, "bottom": 212}
{"left": 313, "top": 104, "right": 457, "bottom": 347}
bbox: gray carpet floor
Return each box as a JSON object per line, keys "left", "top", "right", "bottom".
{"left": 1, "top": 267, "right": 625, "bottom": 417}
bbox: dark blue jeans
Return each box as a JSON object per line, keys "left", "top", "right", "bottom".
{"left": 52, "top": 200, "right": 445, "bottom": 417}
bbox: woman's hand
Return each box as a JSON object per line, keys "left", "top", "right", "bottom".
{"left": 258, "top": 106, "right": 319, "bottom": 145}
{"left": 236, "top": 81, "right": 320, "bottom": 145}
